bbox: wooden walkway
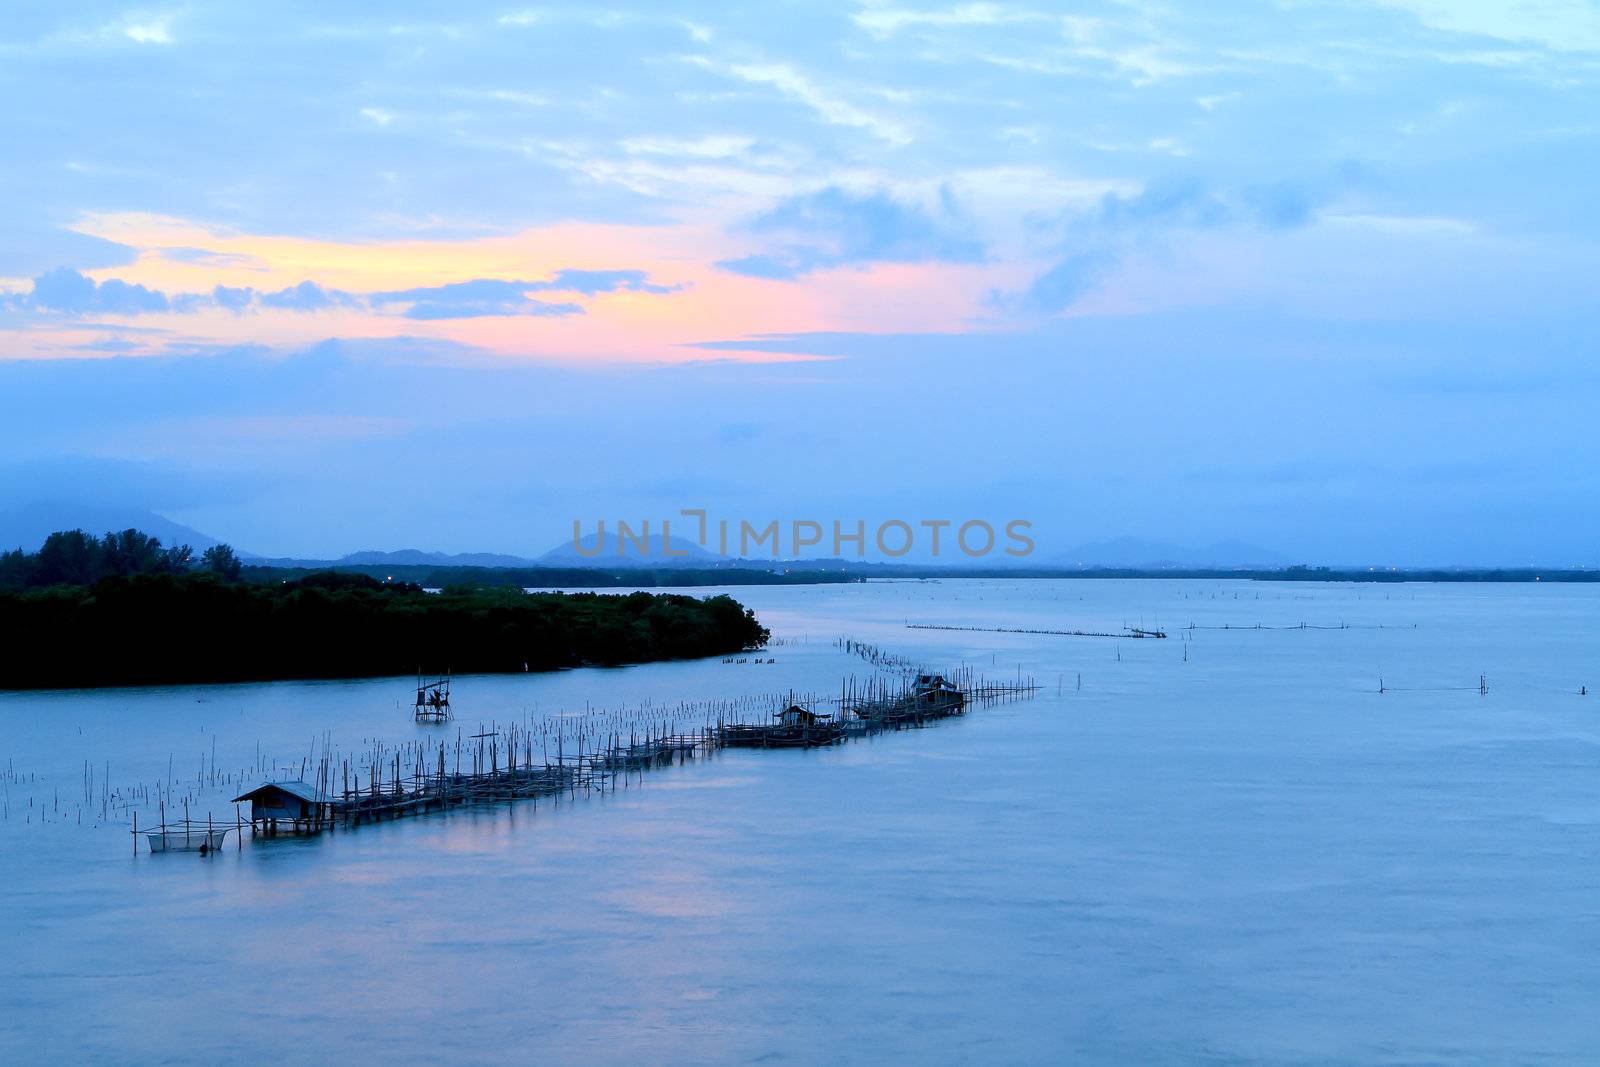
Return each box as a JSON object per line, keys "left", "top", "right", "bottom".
{"left": 234, "top": 671, "right": 1040, "bottom": 839}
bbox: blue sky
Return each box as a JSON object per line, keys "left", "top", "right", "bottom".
{"left": 1, "top": 1, "right": 1596, "bottom": 563}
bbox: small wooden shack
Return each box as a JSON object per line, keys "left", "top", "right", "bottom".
{"left": 912, "top": 673, "right": 965, "bottom": 710}
{"left": 777, "top": 705, "right": 821, "bottom": 727}
{"left": 722, "top": 703, "right": 844, "bottom": 747}
{"left": 231, "top": 780, "right": 340, "bottom": 836}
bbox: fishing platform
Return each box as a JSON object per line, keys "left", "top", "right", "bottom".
{"left": 414, "top": 674, "right": 452, "bottom": 723}
{"left": 137, "top": 658, "right": 1039, "bottom": 853}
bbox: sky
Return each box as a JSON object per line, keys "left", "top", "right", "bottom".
{"left": 1, "top": 1, "right": 1597, "bottom": 564}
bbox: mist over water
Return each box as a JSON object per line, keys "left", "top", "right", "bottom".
{"left": 3, "top": 579, "right": 1598, "bottom": 1065}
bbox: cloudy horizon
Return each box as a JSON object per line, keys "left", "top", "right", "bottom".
{"left": 3, "top": 2, "right": 1596, "bottom": 565}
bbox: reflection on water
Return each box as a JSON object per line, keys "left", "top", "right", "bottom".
{"left": 3, "top": 579, "right": 1600, "bottom": 1064}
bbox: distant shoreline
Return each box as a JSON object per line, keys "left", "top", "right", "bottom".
{"left": 243, "top": 562, "right": 1600, "bottom": 587}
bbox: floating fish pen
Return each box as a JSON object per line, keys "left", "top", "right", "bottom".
{"left": 597, "top": 734, "right": 702, "bottom": 770}
{"left": 131, "top": 799, "right": 235, "bottom": 854}
{"left": 846, "top": 671, "right": 967, "bottom": 727}
{"left": 335, "top": 724, "right": 632, "bottom": 828}
{"left": 719, "top": 705, "right": 848, "bottom": 748}
{"left": 143, "top": 823, "right": 231, "bottom": 853}
{"left": 718, "top": 670, "right": 1037, "bottom": 747}
{"left": 206, "top": 720, "right": 699, "bottom": 843}
{"left": 133, "top": 649, "right": 1039, "bottom": 853}
{"left": 337, "top": 761, "right": 585, "bottom": 826}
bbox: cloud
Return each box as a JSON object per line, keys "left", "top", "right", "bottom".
{"left": 370, "top": 279, "right": 584, "bottom": 321}
{"left": 167, "top": 292, "right": 209, "bottom": 314}
{"left": 370, "top": 270, "right": 677, "bottom": 318}
{"left": 4, "top": 267, "right": 676, "bottom": 322}
{"left": 3, "top": 271, "right": 354, "bottom": 319}
{"left": 1088, "top": 178, "right": 1319, "bottom": 232}
{"left": 26, "top": 268, "right": 98, "bottom": 311}
{"left": 853, "top": 3, "right": 1037, "bottom": 37}
{"left": 532, "top": 269, "right": 679, "bottom": 295}
{"left": 0, "top": 227, "right": 138, "bottom": 277}
{"left": 212, "top": 285, "right": 256, "bottom": 313}
{"left": 1013, "top": 251, "right": 1116, "bottom": 314}
{"left": 1001, "top": 177, "right": 1328, "bottom": 313}
{"left": 620, "top": 135, "right": 756, "bottom": 159}
{"left": 716, "top": 186, "right": 984, "bottom": 280}
{"left": 705, "top": 59, "right": 912, "bottom": 145}
{"left": 27, "top": 267, "right": 169, "bottom": 315}
{"left": 157, "top": 246, "right": 266, "bottom": 270}
{"left": 1377, "top": 0, "right": 1600, "bottom": 53}
{"left": 118, "top": 16, "right": 175, "bottom": 45}
{"left": 258, "top": 281, "right": 356, "bottom": 311}
{"left": 713, "top": 254, "right": 805, "bottom": 280}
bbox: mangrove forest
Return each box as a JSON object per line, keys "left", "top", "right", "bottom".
{"left": 0, "top": 531, "right": 769, "bottom": 689}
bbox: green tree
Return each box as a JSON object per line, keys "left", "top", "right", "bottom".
{"left": 202, "top": 543, "right": 242, "bottom": 580}
{"left": 35, "top": 530, "right": 100, "bottom": 585}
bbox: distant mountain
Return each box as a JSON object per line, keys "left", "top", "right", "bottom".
{"left": 337, "top": 548, "right": 537, "bottom": 568}
{"left": 539, "top": 531, "right": 718, "bottom": 568}
{"left": 243, "top": 539, "right": 733, "bottom": 572}
{"left": 0, "top": 501, "right": 232, "bottom": 554}
{"left": 1050, "top": 536, "right": 1292, "bottom": 569}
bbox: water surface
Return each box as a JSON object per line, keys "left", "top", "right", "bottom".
{"left": 3, "top": 579, "right": 1598, "bottom": 1064}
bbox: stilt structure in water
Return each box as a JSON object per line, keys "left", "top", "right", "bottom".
{"left": 718, "top": 665, "right": 1034, "bottom": 746}
{"left": 135, "top": 644, "right": 1039, "bottom": 852}
{"left": 414, "top": 673, "right": 452, "bottom": 723}
{"left": 719, "top": 703, "right": 846, "bottom": 748}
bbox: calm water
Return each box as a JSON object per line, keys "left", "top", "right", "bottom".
{"left": 2, "top": 579, "right": 1599, "bottom": 1065}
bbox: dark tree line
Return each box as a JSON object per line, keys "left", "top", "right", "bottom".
{"left": 1, "top": 529, "right": 241, "bottom": 590}
{"left": 0, "top": 558, "right": 769, "bottom": 690}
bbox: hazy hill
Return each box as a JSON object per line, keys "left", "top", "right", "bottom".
{"left": 1051, "top": 536, "right": 1293, "bottom": 569}
{"left": 539, "top": 531, "right": 718, "bottom": 567}
{"left": 0, "top": 501, "right": 229, "bottom": 553}
{"left": 336, "top": 548, "right": 537, "bottom": 568}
